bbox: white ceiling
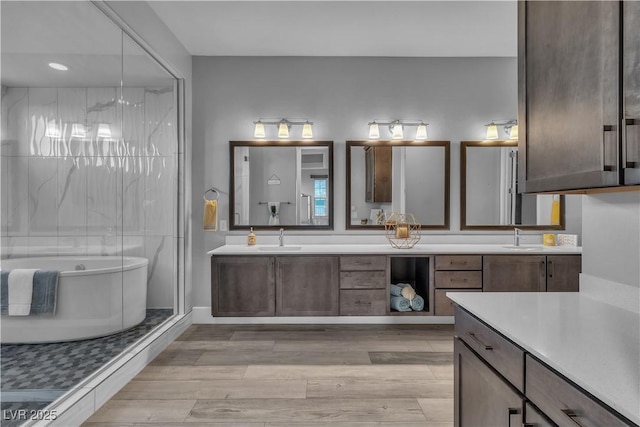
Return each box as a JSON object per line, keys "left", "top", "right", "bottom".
{"left": 149, "top": 1, "right": 517, "bottom": 57}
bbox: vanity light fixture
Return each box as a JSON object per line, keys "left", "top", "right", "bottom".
{"left": 97, "top": 123, "right": 112, "bottom": 138}
{"left": 45, "top": 120, "right": 61, "bottom": 138}
{"left": 485, "top": 120, "right": 517, "bottom": 140}
{"left": 70, "top": 123, "right": 87, "bottom": 139}
{"left": 368, "top": 120, "right": 429, "bottom": 140}
{"left": 253, "top": 118, "right": 314, "bottom": 139}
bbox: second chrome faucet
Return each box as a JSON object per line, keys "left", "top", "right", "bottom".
{"left": 279, "top": 228, "right": 284, "bottom": 247}
{"left": 513, "top": 228, "right": 521, "bottom": 247}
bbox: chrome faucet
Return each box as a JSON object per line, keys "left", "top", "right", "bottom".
{"left": 513, "top": 228, "right": 521, "bottom": 246}
{"left": 279, "top": 228, "right": 284, "bottom": 247}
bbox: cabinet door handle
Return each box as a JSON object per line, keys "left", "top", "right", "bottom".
{"left": 548, "top": 260, "right": 554, "bottom": 278}
{"left": 561, "top": 409, "right": 586, "bottom": 427}
{"left": 602, "top": 125, "right": 615, "bottom": 172}
{"left": 508, "top": 407, "right": 520, "bottom": 427}
{"left": 467, "top": 332, "right": 493, "bottom": 350}
{"left": 624, "top": 118, "right": 639, "bottom": 169}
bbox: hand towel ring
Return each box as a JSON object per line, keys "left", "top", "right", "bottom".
{"left": 204, "top": 188, "right": 219, "bottom": 201}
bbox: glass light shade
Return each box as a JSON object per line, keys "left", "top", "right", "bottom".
{"left": 301, "top": 122, "right": 313, "bottom": 139}
{"left": 45, "top": 120, "right": 61, "bottom": 138}
{"left": 415, "top": 123, "right": 428, "bottom": 140}
{"left": 278, "top": 121, "right": 289, "bottom": 138}
{"left": 71, "top": 123, "right": 86, "bottom": 138}
{"left": 485, "top": 123, "right": 499, "bottom": 139}
{"left": 509, "top": 124, "right": 519, "bottom": 139}
{"left": 97, "top": 123, "right": 112, "bottom": 138}
{"left": 391, "top": 123, "right": 404, "bottom": 140}
{"left": 254, "top": 121, "right": 266, "bottom": 138}
{"left": 368, "top": 123, "right": 380, "bottom": 139}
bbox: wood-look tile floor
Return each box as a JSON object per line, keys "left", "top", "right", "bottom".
{"left": 83, "top": 324, "right": 454, "bottom": 426}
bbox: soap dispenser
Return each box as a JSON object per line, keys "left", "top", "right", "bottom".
{"left": 247, "top": 227, "right": 256, "bottom": 246}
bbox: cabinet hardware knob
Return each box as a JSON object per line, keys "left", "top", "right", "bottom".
{"left": 602, "top": 125, "right": 616, "bottom": 172}
{"left": 467, "top": 332, "right": 493, "bottom": 350}
{"left": 561, "top": 409, "right": 586, "bottom": 427}
{"left": 548, "top": 260, "right": 554, "bottom": 278}
{"left": 624, "top": 118, "right": 639, "bottom": 170}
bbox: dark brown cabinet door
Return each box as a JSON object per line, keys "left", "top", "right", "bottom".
{"left": 365, "top": 146, "right": 392, "bottom": 203}
{"left": 522, "top": 1, "right": 620, "bottom": 192}
{"left": 623, "top": 1, "right": 640, "bottom": 185}
{"left": 212, "top": 256, "right": 275, "bottom": 316}
{"left": 524, "top": 403, "right": 556, "bottom": 427}
{"left": 454, "top": 338, "right": 524, "bottom": 427}
{"left": 276, "top": 256, "right": 339, "bottom": 316}
{"left": 483, "top": 255, "right": 546, "bottom": 292}
{"left": 546, "top": 255, "right": 581, "bottom": 292}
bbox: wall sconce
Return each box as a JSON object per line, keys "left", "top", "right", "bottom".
{"left": 253, "top": 118, "right": 314, "bottom": 139}
{"left": 368, "top": 120, "right": 429, "bottom": 140}
{"left": 485, "top": 120, "right": 518, "bottom": 140}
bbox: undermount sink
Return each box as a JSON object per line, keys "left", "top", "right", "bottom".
{"left": 259, "top": 246, "right": 303, "bottom": 251}
{"left": 502, "top": 245, "right": 540, "bottom": 251}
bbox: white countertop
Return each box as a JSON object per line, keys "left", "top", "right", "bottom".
{"left": 208, "top": 243, "right": 582, "bottom": 256}
{"left": 448, "top": 292, "right": 640, "bottom": 425}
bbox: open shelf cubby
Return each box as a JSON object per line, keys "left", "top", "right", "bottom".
{"left": 389, "top": 256, "right": 432, "bottom": 315}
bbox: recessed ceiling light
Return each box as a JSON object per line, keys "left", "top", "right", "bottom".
{"left": 48, "top": 62, "right": 68, "bottom": 71}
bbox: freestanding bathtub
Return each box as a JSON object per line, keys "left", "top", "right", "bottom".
{"left": 0, "top": 256, "right": 148, "bottom": 344}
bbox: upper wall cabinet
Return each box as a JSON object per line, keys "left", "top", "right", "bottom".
{"left": 519, "top": 1, "right": 640, "bottom": 192}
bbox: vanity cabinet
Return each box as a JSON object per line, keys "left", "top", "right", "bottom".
{"left": 454, "top": 306, "right": 635, "bottom": 427}
{"left": 483, "top": 255, "right": 580, "bottom": 293}
{"left": 211, "top": 256, "right": 275, "bottom": 316}
{"left": 434, "top": 255, "right": 482, "bottom": 316}
{"left": 519, "top": 1, "right": 640, "bottom": 191}
{"left": 276, "top": 256, "right": 339, "bottom": 316}
{"left": 365, "top": 146, "right": 392, "bottom": 203}
{"left": 339, "top": 256, "right": 387, "bottom": 316}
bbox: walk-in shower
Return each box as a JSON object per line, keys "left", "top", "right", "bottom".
{"left": 1, "top": 1, "right": 181, "bottom": 424}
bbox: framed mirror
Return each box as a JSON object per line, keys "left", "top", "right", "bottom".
{"left": 230, "top": 141, "right": 333, "bottom": 230}
{"left": 346, "top": 140, "right": 450, "bottom": 230}
{"left": 461, "top": 140, "right": 565, "bottom": 230}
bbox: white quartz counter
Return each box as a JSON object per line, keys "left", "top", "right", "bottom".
{"left": 208, "top": 243, "right": 582, "bottom": 256}
{"left": 448, "top": 292, "right": 640, "bottom": 425}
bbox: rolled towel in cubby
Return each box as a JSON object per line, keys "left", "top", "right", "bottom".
{"left": 411, "top": 294, "right": 424, "bottom": 311}
{"left": 401, "top": 285, "right": 416, "bottom": 301}
{"left": 390, "top": 296, "right": 412, "bottom": 312}
{"left": 390, "top": 284, "right": 404, "bottom": 296}
{"left": 396, "top": 282, "right": 412, "bottom": 288}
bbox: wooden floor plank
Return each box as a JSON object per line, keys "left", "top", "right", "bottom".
{"left": 85, "top": 400, "right": 196, "bottom": 423}
{"left": 113, "top": 379, "right": 307, "bottom": 400}
{"left": 306, "top": 379, "right": 453, "bottom": 399}
{"left": 134, "top": 365, "right": 247, "bottom": 381}
{"left": 165, "top": 340, "right": 276, "bottom": 351}
{"left": 231, "top": 331, "right": 381, "bottom": 341}
{"left": 243, "top": 365, "right": 436, "bottom": 380}
{"left": 368, "top": 351, "right": 453, "bottom": 365}
{"left": 186, "top": 398, "right": 427, "bottom": 423}
{"left": 196, "top": 350, "right": 372, "bottom": 365}
{"left": 418, "top": 398, "right": 455, "bottom": 423}
{"left": 272, "top": 340, "right": 433, "bottom": 352}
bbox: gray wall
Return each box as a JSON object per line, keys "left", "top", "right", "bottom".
{"left": 582, "top": 192, "right": 640, "bottom": 288}
{"left": 191, "top": 56, "right": 582, "bottom": 306}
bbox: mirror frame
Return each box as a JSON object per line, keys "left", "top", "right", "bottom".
{"left": 229, "top": 140, "right": 334, "bottom": 230}
{"left": 346, "top": 140, "right": 451, "bottom": 230}
{"left": 460, "top": 140, "right": 565, "bottom": 230}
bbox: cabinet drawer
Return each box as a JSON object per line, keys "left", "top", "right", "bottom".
{"left": 339, "top": 289, "right": 387, "bottom": 316}
{"left": 435, "top": 271, "right": 482, "bottom": 289}
{"left": 435, "top": 289, "right": 481, "bottom": 316}
{"left": 435, "top": 255, "right": 482, "bottom": 271}
{"left": 340, "top": 271, "right": 386, "bottom": 289}
{"left": 340, "top": 256, "right": 387, "bottom": 271}
{"left": 455, "top": 306, "right": 524, "bottom": 392}
{"left": 526, "top": 355, "right": 629, "bottom": 427}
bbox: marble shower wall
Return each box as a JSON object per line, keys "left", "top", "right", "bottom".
{"left": 1, "top": 86, "right": 176, "bottom": 309}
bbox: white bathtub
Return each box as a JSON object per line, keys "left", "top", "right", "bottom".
{"left": 0, "top": 256, "right": 148, "bottom": 343}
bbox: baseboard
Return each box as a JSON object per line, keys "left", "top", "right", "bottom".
{"left": 192, "top": 306, "right": 453, "bottom": 324}
{"left": 26, "top": 311, "right": 193, "bottom": 427}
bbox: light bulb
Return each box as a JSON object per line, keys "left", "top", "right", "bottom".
{"left": 368, "top": 122, "right": 380, "bottom": 139}
{"left": 391, "top": 122, "right": 404, "bottom": 139}
{"left": 254, "top": 121, "right": 265, "bottom": 138}
{"left": 301, "top": 121, "right": 313, "bottom": 139}
{"left": 71, "top": 123, "right": 86, "bottom": 138}
{"left": 415, "top": 123, "right": 428, "bottom": 140}
{"left": 485, "top": 123, "right": 499, "bottom": 140}
{"left": 509, "top": 124, "right": 519, "bottom": 139}
{"left": 97, "top": 123, "right": 112, "bottom": 138}
{"left": 277, "top": 121, "right": 289, "bottom": 138}
{"left": 48, "top": 62, "right": 68, "bottom": 71}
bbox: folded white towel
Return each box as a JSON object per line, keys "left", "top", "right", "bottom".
{"left": 8, "top": 269, "right": 38, "bottom": 316}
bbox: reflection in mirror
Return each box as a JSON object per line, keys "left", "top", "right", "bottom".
{"left": 230, "top": 141, "right": 333, "bottom": 229}
{"left": 461, "top": 141, "right": 564, "bottom": 230}
{"left": 346, "top": 141, "right": 450, "bottom": 229}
